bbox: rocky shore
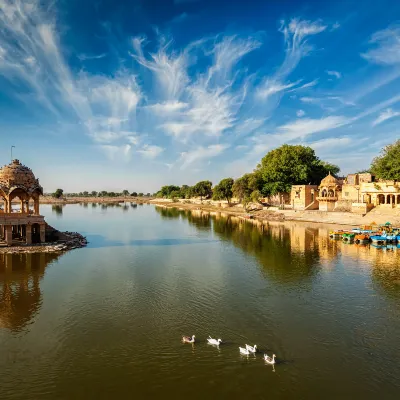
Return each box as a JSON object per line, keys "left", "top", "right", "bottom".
{"left": 0, "top": 231, "right": 88, "bottom": 254}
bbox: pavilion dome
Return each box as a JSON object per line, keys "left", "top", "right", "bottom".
{"left": 320, "top": 172, "right": 340, "bottom": 186}
{"left": 0, "top": 159, "right": 43, "bottom": 195}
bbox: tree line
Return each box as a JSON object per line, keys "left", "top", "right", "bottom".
{"left": 155, "top": 140, "right": 400, "bottom": 204}
{"left": 51, "top": 189, "right": 152, "bottom": 199}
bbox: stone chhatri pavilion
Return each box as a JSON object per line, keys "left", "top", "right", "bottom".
{"left": 0, "top": 160, "right": 46, "bottom": 246}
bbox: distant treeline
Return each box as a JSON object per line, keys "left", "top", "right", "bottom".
{"left": 49, "top": 189, "right": 153, "bottom": 199}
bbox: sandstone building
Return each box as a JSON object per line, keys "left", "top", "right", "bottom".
{"left": 0, "top": 160, "right": 46, "bottom": 245}
{"left": 291, "top": 172, "right": 400, "bottom": 214}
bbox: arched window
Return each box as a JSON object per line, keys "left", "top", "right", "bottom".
{"left": 328, "top": 189, "right": 335, "bottom": 197}
{"left": 321, "top": 189, "right": 327, "bottom": 197}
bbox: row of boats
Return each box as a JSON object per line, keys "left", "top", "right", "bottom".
{"left": 329, "top": 224, "right": 400, "bottom": 245}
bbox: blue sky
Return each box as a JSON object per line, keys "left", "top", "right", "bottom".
{"left": 1, "top": 0, "right": 400, "bottom": 192}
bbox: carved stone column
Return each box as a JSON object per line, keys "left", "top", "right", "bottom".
{"left": 26, "top": 224, "right": 32, "bottom": 245}
{"left": 39, "top": 224, "right": 46, "bottom": 243}
{"left": 5, "top": 225, "right": 12, "bottom": 246}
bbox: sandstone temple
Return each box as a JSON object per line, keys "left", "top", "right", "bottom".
{"left": 0, "top": 160, "right": 46, "bottom": 245}
{"left": 291, "top": 172, "right": 400, "bottom": 214}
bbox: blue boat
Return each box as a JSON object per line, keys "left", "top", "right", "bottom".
{"left": 370, "top": 233, "right": 387, "bottom": 244}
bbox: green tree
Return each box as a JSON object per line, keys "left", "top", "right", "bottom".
{"left": 213, "top": 178, "right": 234, "bottom": 204}
{"left": 52, "top": 188, "right": 64, "bottom": 199}
{"left": 193, "top": 180, "right": 213, "bottom": 201}
{"left": 232, "top": 173, "right": 262, "bottom": 203}
{"left": 370, "top": 139, "right": 400, "bottom": 180}
{"left": 131, "top": 191, "right": 138, "bottom": 197}
{"left": 180, "top": 185, "right": 191, "bottom": 199}
{"left": 160, "top": 185, "right": 180, "bottom": 198}
{"left": 258, "top": 144, "right": 339, "bottom": 195}
{"left": 122, "top": 189, "right": 129, "bottom": 197}
{"left": 169, "top": 190, "right": 181, "bottom": 200}
{"left": 138, "top": 192, "right": 144, "bottom": 197}
{"left": 91, "top": 190, "right": 98, "bottom": 197}
{"left": 83, "top": 191, "right": 89, "bottom": 197}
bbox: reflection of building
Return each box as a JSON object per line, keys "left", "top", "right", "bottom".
{"left": 0, "top": 253, "right": 60, "bottom": 331}
{"left": 0, "top": 160, "right": 46, "bottom": 245}
{"left": 291, "top": 172, "right": 400, "bottom": 214}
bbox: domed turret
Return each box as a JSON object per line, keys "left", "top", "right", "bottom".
{"left": 320, "top": 172, "right": 339, "bottom": 186}
{"left": 0, "top": 159, "right": 43, "bottom": 195}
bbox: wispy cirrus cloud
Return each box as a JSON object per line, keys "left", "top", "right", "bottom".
{"left": 362, "top": 25, "right": 400, "bottom": 65}
{"left": 77, "top": 53, "right": 107, "bottom": 61}
{"left": 326, "top": 70, "right": 341, "bottom": 79}
{"left": 257, "top": 18, "right": 326, "bottom": 102}
{"left": 252, "top": 115, "right": 348, "bottom": 154}
{"left": 180, "top": 144, "right": 229, "bottom": 169}
{"left": 372, "top": 108, "right": 400, "bottom": 126}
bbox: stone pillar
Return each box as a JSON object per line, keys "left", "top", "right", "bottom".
{"left": 5, "top": 225, "right": 12, "bottom": 246}
{"left": 34, "top": 198, "right": 39, "bottom": 215}
{"left": 26, "top": 224, "right": 32, "bottom": 245}
{"left": 20, "top": 199, "right": 24, "bottom": 214}
{"left": 39, "top": 224, "right": 45, "bottom": 243}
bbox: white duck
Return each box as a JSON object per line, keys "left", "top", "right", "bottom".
{"left": 264, "top": 353, "right": 276, "bottom": 365}
{"left": 207, "top": 336, "right": 222, "bottom": 346}
{"left": 239, "top": 346, "right": 250, "bottom": 355}
{"left": 245, "top": 344, "right": 257, "bottom": 353}
{"left": 182, "top": 335, "right": 196, "bottom": 344}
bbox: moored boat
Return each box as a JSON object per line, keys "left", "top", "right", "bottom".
{"left": 370, "top": 234, "right": 387, "bottom": 244}
{"left": 329, "top": 230, "right": 345, "bottom": 239}
{"left": 354, "top": 233, "right": 370, "bottom": 244}
{"left": 342, "top": 232, "right": 355, "bottom": 242}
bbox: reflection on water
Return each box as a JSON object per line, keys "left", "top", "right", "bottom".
{"left": 154, "top": 206, "right": 400, "bottom": 295}
{"left": 51, "top": 204, "right": 64, "bottom": 217}
{"left": 0, "top": 253, "right": 61, "bottom": 332}
{"left": 1, "top": 204, "right": 399, "bottom": 399}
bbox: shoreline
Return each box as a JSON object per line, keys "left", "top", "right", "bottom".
{"left": 149, "top": 199, "right": 400, "bottom": 227}
{"left": 36, "top": 196, "right": 400, "bottom": 227}
{"left": 0, "top": 228, "right": 87, "bottom": 254}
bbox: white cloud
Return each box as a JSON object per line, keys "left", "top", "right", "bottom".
{"left": 131, "top": 35, "right": 189, "bottom": 100}
{"left": 296, "top": 109, "right": 305, "bottom": 117}
{"left": 257, "top": 18, "right": 325, "bottom": 101}
{"left": 362, "top": 25, "right": 400, "bottom": 65}
{"left": 252, "top": 115, "right": 348, "bottom": 154}
{"left": 308, "top": 137, "right": 352, "bottom": 151}
{"left": 180, "top": 144, "right": 229, "bottom": 169}
{"left": 326, "top": 70, "right": 341, "bottom": 79}
{"left": 372, "top": 108, "right": 400, "bottom": 126}
{"left": 137, "top": 145, "right": 164, "bottom": 159}
{"left": 146, "top": 101, "right": 188, "bottom": 114}
{"left": 99, "top": 144, "right": 132, "bottom": 161}
{"left": 77, "top": 53, "right": 107, "bottom": 61}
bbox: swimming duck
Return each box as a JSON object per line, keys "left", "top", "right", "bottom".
{"left": 264, "top": 353, "right": 276, "bottom": 365}
{"left": 245, "top": 344, "right": 257, "bottom": 353}
{"left": 182, "top": 335, "right": 196, "bottom": 343}
{"left": 239, "top": 346, "right": 250, "bottom": 355}
{"left": 207, "top": 336, "right": 222, "bottom": 346}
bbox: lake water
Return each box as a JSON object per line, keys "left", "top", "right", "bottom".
{"left": 1, "top": 203, "right": 400, "bottom": 399}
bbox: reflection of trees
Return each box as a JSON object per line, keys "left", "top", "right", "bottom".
{"left": 211, "top": 216, "right": 321, "bottom": 284}
{"left": 51, "top": 204, "right": 63, "bottom": 216}
{"left": 0, "top": 253, "right": 61, "bottom": 331}
{"left": 130, "top": 203, "right": 137, "bottom": 208}
{"left": 154, "top": 206, "right": 182, "bottom": 219}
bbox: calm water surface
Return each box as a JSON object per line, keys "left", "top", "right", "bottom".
{"left": 1, "top": 203, "right": 400, "bottom": 399}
